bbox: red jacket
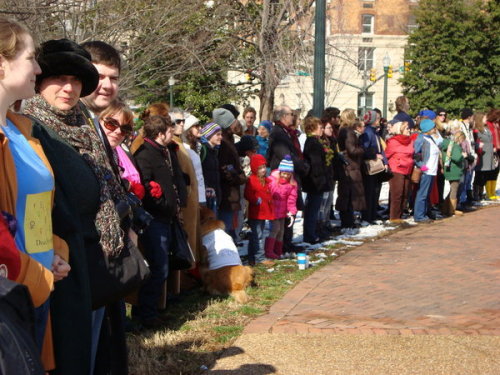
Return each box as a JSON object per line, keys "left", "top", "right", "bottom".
{"left": 487, "top": 121, "right": 500, "bottom": 150}
{"left": 244, "top": 174, "right": 274, "bottom": 220}
{"left": 244, "top": 154, "right": 274, "bottom": 220}
{"left": 385, "top": 135, "right": 415, "bottom": 175}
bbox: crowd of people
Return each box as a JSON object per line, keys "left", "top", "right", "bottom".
{"left": 0, "top": 16, "right": 499, "bottom": 374}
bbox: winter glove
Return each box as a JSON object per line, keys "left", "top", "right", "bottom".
{"left": 130, "top": 181, "right": 145, "bottom": 200}
{"left": 148, "top": 181, "right": 163, "bottom": 198}
{"left": 255, "top": 197, "right": 262, "bottom": 205}
{"left": 420, "top": 165, "right": 429, "bottom": 172}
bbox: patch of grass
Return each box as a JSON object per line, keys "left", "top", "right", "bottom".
{"left": 127, "top": 245, "right": 347, "bottom": 374}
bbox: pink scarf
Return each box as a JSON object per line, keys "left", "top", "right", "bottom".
{"left": 116, "top": 146, "right": 141, "bottom": 184}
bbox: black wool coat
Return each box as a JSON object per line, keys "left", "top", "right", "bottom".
{"left": 302, "top": 136, "right": 333, "bottom": 194}
{"left": 134, "top": 140, "right": 186, "bottom": 223}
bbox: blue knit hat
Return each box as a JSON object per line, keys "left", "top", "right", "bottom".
{"left": 420, "top": 119, "right": 435, "bottom": 133}
{"left": 201, "top": 122, "right": 221, "bottom": 140}
{"left": 258, "top": 120, "right": 273, "bottom": 133}
{"left": 278, "top": 155, "right": 294, "bottom": 173}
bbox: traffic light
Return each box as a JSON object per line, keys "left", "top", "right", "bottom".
{"left": 369, "top": 68, "right": 377, "bottom": 82}
{"left": 404, "top": 60, "right": 412, "bottom": 72}
{"left": 245, "top": 69, "right": 253, "bottom": 82}
{"left": 387, "top": 65, "right": 393, "bottom": 78}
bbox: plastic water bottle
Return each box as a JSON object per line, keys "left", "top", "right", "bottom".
{"left": 297, "top": 253, "right": 307, "bottom": 270}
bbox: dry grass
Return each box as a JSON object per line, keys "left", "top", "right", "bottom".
{"left": 126, "top": 245, "right": 345, "bottom": 375}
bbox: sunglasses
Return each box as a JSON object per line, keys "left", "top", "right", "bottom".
{"left": 103, "top": 118, "right": 133, "bottom": 136}
{"left": 438, "top": 113, "right": 446, "bottom": 116}
{"left": 175, "top": 119, "right": 186, "bottom": 124}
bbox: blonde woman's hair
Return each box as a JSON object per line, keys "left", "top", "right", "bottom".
{"left": 472, "top": 112, "right": 486, "bottom": 133}
{"left": 453, "top": 130, "right": 465, "bottom": 143}
{"left": 340, "top": 108, "right": 356, "bottom": 128}
{"left": 0, "top": 17, "right": 30, "bottom": 60}
{"left": 99, "top": 99, "right": 134, "bottom": 127}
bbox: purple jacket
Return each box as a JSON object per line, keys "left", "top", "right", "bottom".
{"left": 269, "top": 169, "right": 298, "bottom": 219}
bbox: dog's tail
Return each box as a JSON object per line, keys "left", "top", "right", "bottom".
{"left": 231, "top": 290, "right": 249, "bottom": 304}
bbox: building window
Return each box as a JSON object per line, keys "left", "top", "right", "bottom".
{"left": 358, "top": 47, "right": 375, "bottom": 71}
{"left": 362, "top": 14, "right": 374, "bottom": 34}
{"left": 358, "top": 92, "right": 374, "bottom": 116}
{"left": 407, "top": 14, "right": 418, "bottom": 33}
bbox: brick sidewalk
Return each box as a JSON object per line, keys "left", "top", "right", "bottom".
{"left": 245, "top": 205, "right": 500, "bottom": 336}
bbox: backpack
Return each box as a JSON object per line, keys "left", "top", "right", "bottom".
{"left": 0, "top": 277, "right": 44, "bottom": 375}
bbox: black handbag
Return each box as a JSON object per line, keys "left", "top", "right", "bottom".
{"left": 88, "top": 236, "right": 150, "bottom": 309}
{"left": 169, "top": 220, "right": 195, "bottom": 270}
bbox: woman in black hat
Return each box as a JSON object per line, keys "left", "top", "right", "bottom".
{"left": 23, "top": 39, "right": 128, "bottom": 375}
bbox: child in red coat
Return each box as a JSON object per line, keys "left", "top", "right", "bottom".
{"left": 244, "top": 154, "right": 274, "bottom": 265}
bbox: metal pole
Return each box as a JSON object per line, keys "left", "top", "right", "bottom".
{"left": 383, "top": 66, "right": 388, "bottom": 118}
{"left": 312, "top": 0, "right": 326, "bottom": 117}
{"left": 362, "top": 49, "right": 367, "bottom": 116}
{"left": 169, "top": 85, "right": 173, "bottom": 108}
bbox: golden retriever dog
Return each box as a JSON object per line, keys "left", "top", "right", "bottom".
{"left": 198, "top": 206, "right": 254, "bottom": 303}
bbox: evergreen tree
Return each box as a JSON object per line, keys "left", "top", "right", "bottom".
{"left": 401, "top": 0, "right": 499, "bottom": 115}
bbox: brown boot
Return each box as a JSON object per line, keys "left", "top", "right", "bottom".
{"left": 450, "top": 199, "right": 463, "bottom": 216}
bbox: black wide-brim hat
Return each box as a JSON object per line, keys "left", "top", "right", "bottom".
{"left": 36, "top": 39, "right": 99, "bottom": 97}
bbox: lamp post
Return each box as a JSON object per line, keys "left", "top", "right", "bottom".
{"left": 168, "top": 76, "right": 176, "bottom": 108}
{"left": 312, "top": 0, "right": 326, "bottom": 117}
{"left": 382, "top": 54, "right": 391, "bottom": 119}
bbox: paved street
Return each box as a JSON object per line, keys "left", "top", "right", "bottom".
{"left": 211, "top": 205, "right": 500, "bottom": 374}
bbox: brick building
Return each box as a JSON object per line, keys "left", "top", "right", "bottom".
{"left": 243, "top": 0, "right": 418, "bottom": 120}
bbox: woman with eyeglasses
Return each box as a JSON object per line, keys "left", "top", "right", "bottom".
{"left": 24, "top": 39, "right": 129, "bottom": 374}
{"left": 99, "top": 100, "right": 145, "bottom": 201}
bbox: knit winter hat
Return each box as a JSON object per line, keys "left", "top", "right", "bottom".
{"left": 363, "top": 110, "right": 377, "bottom": 126}
{"left": 184, "top": 114, "right": 200, "bottom": 131}
{"left": 278, "top": 155, "right": 294, "bottom": 173}
{"left": 201, "top": 122, "right": 221, "bottom": 140}
{"left": 461, "top": 108, "right": 473, "bottom": 120}
{"left": 235, "top": 135, "right": 258, "bottom": 157}
{"left": 212, "top": 108, "right": 235, "bottom": 129}
{"left": 420, "top": 119, "right": 435, "bottom": 133}
{"left": 258, "top": 120, "right": 273, "bottom": 133}
{"left": 418, "top": 109, "right": 436, "bottom": 120}
{"left": 250, "top": 154, "right": 267, "bottom": 174}
{"left": 36, "top": 38, "right": 99, "bottom": 97}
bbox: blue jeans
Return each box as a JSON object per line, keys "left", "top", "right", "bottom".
{"left": 458, "top": 170, "right": 473, "bottom": 204}
{"left": 414, "top": 174, "right": 434, "bottom": 221}
{"left": 206, "top": 196, "right": 218, "bottom": 217}
{"left": 90, "top": 307, "right": 105, "bottom": 374}
{"left": 218, "top": 209, "right": 238, "bottom": 242}
{"left": 303, "top": 192, "right": 323, "bottom": 242}
{"left": 248, "top": 219, "right": 265, "bottom": 263}
{"left": 34, "top": 299, "right": 50, "bottom": 352}
{"left": 134, "top": 218, "right": 171, "bottom": 320}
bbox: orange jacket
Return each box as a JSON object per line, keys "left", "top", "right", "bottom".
{"left": 1, "top": 111, "right": 69, "bottom": 371}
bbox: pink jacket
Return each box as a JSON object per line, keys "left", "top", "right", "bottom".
{"left": 269, "top": 169, "right": 298, "bottom": 219}
{"left": 385, "top": 135, "right": 414, "bottom": 175}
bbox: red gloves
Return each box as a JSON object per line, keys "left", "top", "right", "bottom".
{"left": 130, "top": 181, "right": 145, "bottom": 200}
{"left": 148, "top": 181, "right": 163, "bottom": 198}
